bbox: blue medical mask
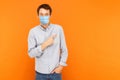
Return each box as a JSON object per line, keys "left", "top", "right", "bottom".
{"left": 39, "top": 16, "right": 50, "bottom": 25}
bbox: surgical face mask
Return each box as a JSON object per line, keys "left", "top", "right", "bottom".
{"left": 39, "top": 16, "right": 50, "bottom": 25}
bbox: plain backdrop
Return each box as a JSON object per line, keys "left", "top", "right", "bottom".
{"left": 0, "top": 0, "right": 120, "bottom": 80}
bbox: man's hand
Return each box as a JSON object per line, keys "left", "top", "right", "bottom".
{"left": 51, "top": 65, "right": 63, "bottom": 74}
{"left": 45, "top": 34, "right": 57, "bottom": 46}
{"left": 41, "top": 34, "right": 57, "bottom": 51}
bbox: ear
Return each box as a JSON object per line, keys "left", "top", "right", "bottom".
{"left": 50, "top": 15, "right": 52, "bottom": 18}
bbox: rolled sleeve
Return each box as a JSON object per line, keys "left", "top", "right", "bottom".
{"left": 59, "top": 27, "right": 68, "bottom": 66}
{"left": 28, "top": 29, "right": 43, "bottom": 58}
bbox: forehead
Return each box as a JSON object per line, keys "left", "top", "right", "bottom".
{"left": 39, "top": 8, "right": 50, "bottom": 14}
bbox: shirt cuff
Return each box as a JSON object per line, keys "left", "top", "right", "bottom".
{"left": 36, "top": 45, "right": 43, "bottom": 56}
{"left": 59, "top": 61, "right": 67, "bottom": 66}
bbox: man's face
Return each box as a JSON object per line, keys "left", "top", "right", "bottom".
{"left": 39, "top": 8, "right": 50, "bottom": 16}
{"left": 38, "top": 8, "right": 51, "bottom": 25}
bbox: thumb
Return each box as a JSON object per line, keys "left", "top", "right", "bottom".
{"left": 51, "top": 70, "right": 55, "bottom": 74}
{"left": 52, "top": 34, "right": 57, "bottom": 39}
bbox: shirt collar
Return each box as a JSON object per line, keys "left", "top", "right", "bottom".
{"left": 39, "top": 23, "right": 51, "bottom": 31}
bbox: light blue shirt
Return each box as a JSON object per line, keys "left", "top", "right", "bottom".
{"left": 27, "top": 24, "right": 68, "bottom": 74}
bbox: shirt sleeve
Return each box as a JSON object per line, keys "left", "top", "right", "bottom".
{"left": 27, "top": 29, "right": 43, "bottom": 58}
{"left": 59, "top": 27, "right": 68, "bottom": 66}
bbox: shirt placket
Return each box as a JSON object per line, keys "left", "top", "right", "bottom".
{"left": 44, "top": 29, "right": 52, "bottom": 73}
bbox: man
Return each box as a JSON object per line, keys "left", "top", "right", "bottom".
{"left": 27, "top": 4, "right": 68, "bottom": 80}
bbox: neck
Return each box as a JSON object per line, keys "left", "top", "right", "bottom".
{"left": 41, "top": 23, "right": 50, "bottom": 29}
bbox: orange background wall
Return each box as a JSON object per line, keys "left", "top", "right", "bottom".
{"left": 0, "top": 0, "right": 120, "bottom": 80}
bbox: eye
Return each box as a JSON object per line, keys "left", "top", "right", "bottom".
{"left": 45, "top": 13, "right": 49, "bottom": 16}
{"left": 39, "top": 13, "right": 43, "bottom": 16}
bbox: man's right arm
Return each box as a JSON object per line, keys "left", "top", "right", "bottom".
{"left": 28, "top": 30, "right": 43, "bottom": 58}
{"left": 28, "top": 30, "right": 56, "bottom": 58}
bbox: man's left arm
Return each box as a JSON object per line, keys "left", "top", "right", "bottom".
{"left": 51, "top": 26, "right": 68, "bottom": 73}
{"left": 59, "top": 27, "right": 68, "bottom": 67}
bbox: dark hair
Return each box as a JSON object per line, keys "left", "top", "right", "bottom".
{"left": 37, "top": 4, "right": 52, "bottom": 15}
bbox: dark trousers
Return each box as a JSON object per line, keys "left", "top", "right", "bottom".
{"left": 36, "top": 71, "right": 62, "bottom": 80}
